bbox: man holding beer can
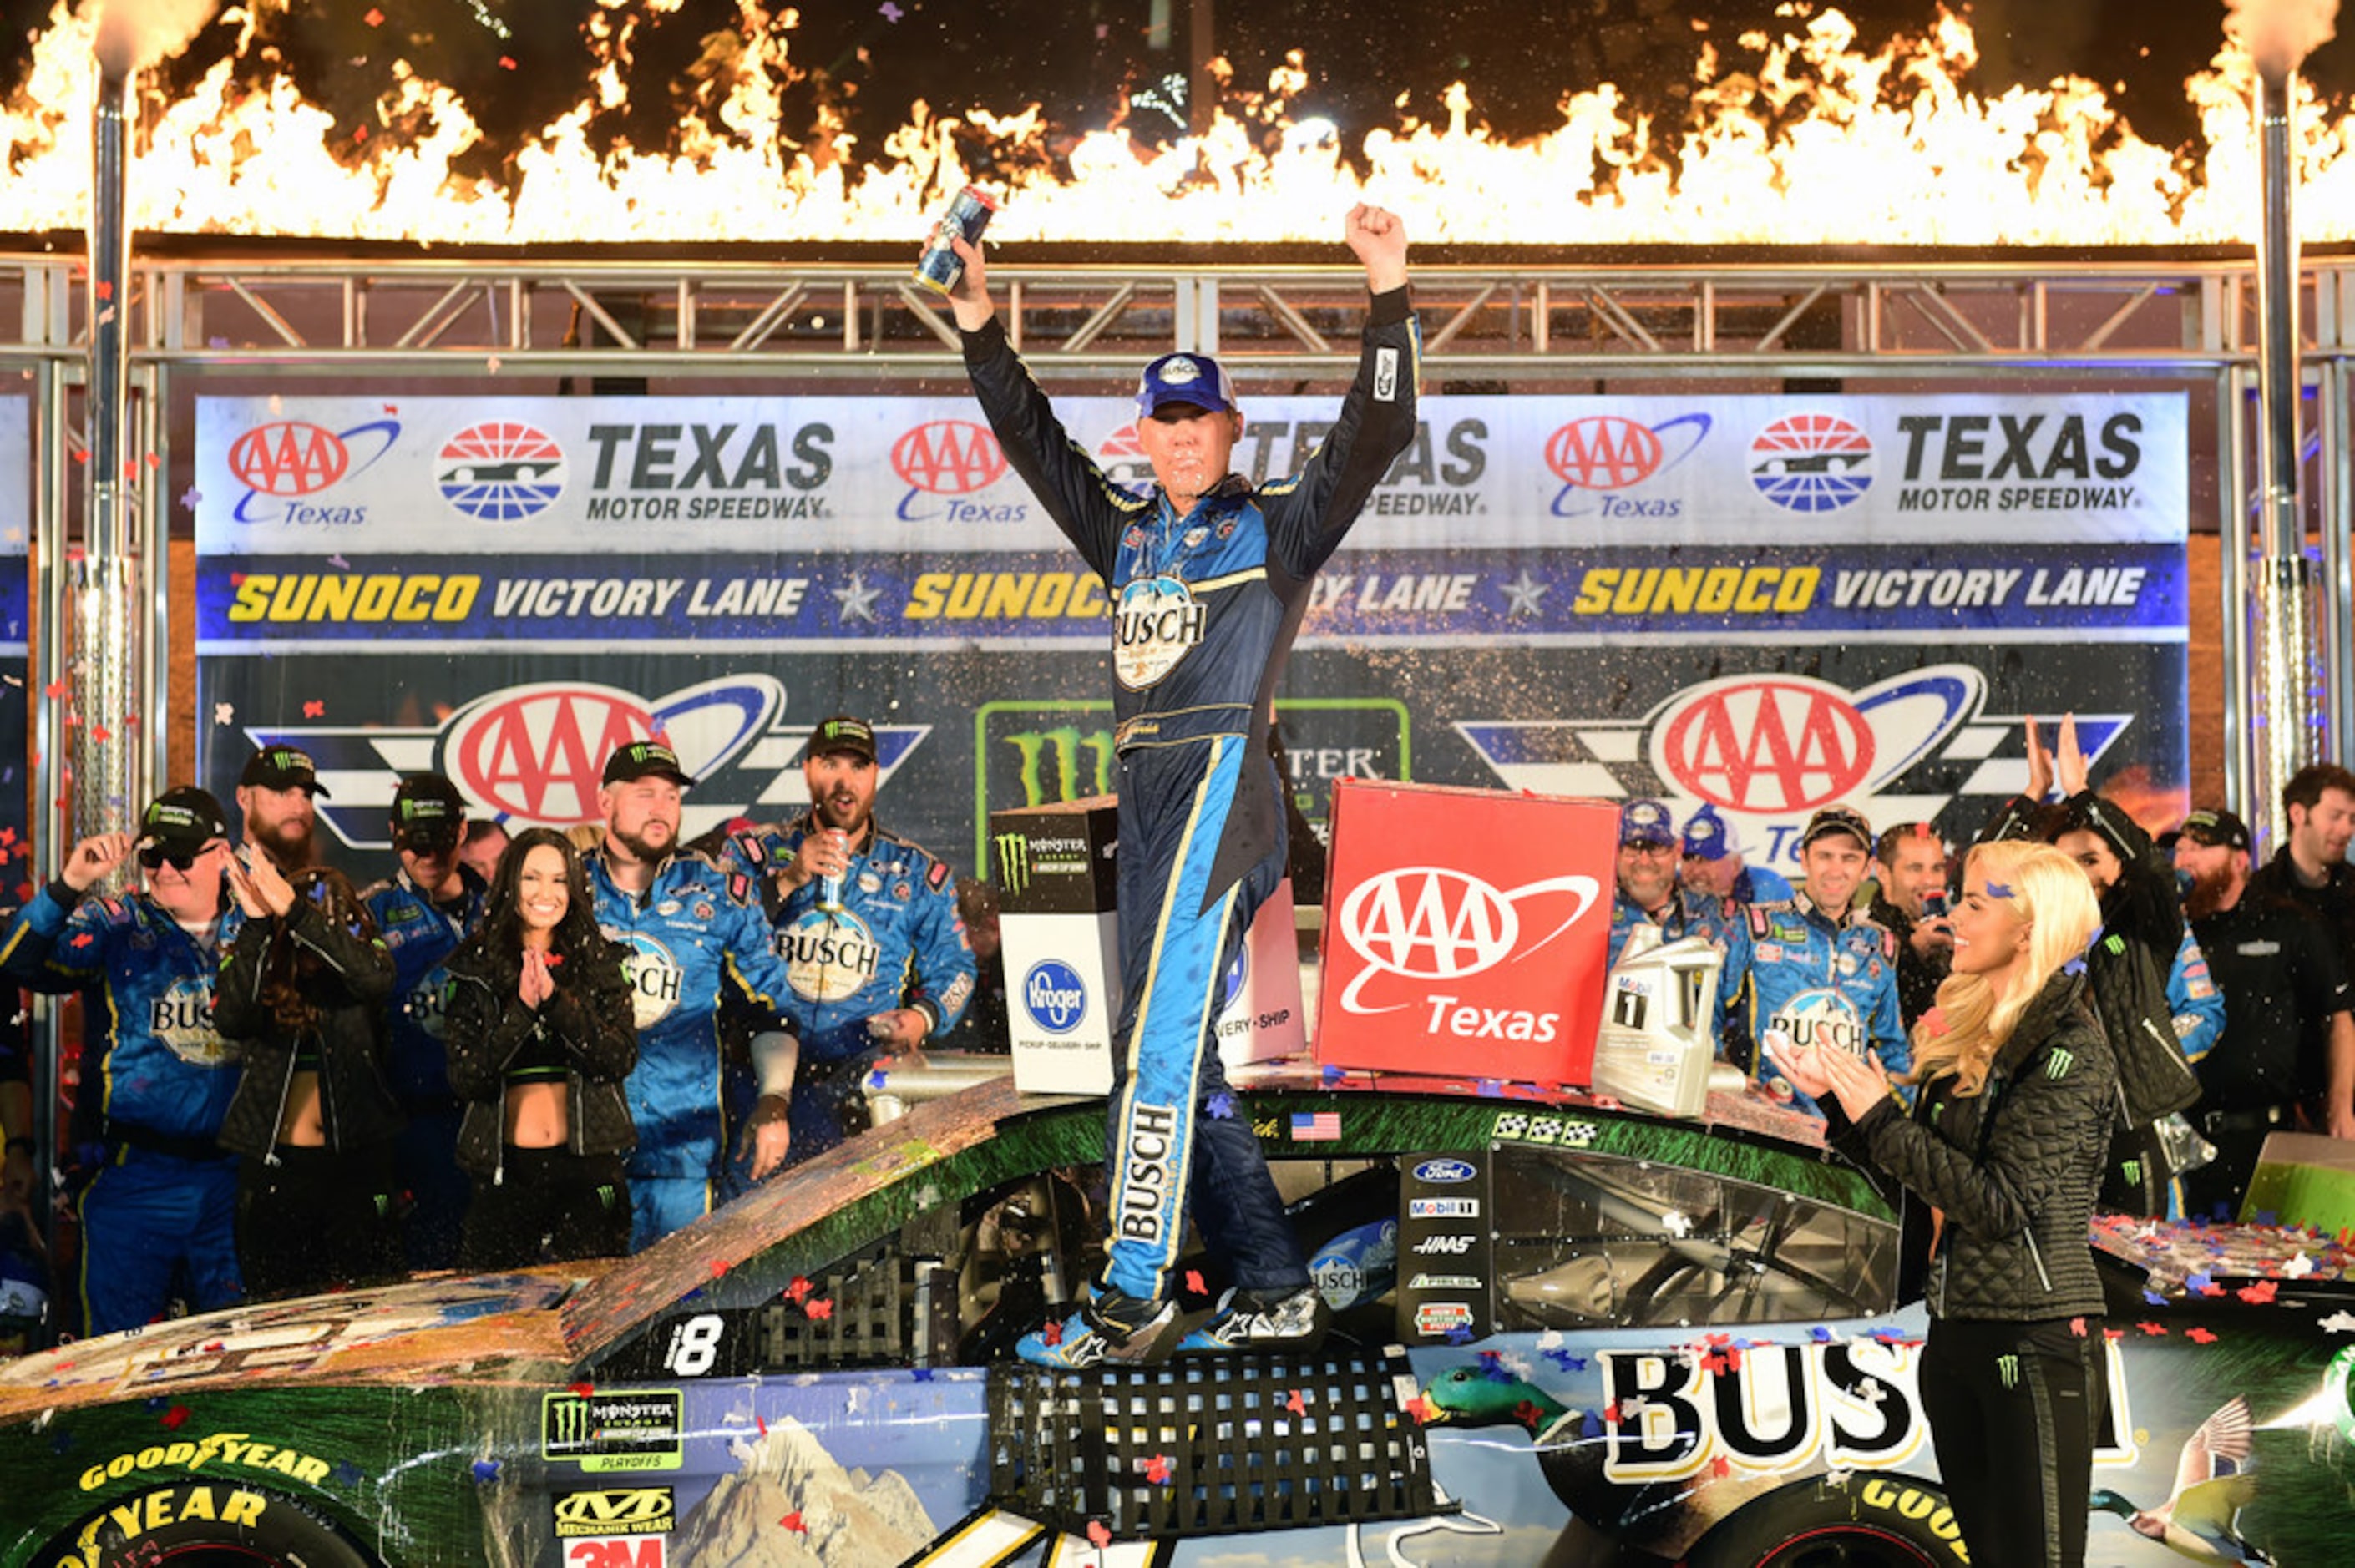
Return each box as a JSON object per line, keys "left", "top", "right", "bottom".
{"left": 948, "top": 205, "right": 1417, "bottom": 1367}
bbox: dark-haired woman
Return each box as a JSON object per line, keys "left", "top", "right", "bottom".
{"left": 445, "top": 827, "right": 636, "bottom": 1268}
{"left": 215, "top": 856, "right": 405, "bottom": 1301}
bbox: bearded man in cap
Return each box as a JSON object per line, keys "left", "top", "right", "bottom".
{"left": 0, "top": 788, "right": 247, "bottom": 1333}
{"left": 950, "top": 205, "right": 1416, "bottom": 1366}
{"left": 236, "top": 745, "right": 325, "bottom": 873}
{"left": 2172, "top": 807, "right": 2355, "bottom": 1216}
{"left": 1608, "top": 799, "right": 1750, "bottom": 1049}
{"left": 710, "top": 716, "right": 975, "bottom": 1168}
{"left": 361, "top": 773, "right": 489, "bottom": 1270}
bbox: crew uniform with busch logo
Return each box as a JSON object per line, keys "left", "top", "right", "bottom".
{"left": 965, "top": 282, "right": 1419, "bottom": 1366}
{"left": 587, "top": 746, "right": 803, "bottom": 1250}
{"left": 359, "top": 775, "right": 488, "bottom": 1272}
{"left": 0, "top": 789, "right": 247, "bottom": 1334}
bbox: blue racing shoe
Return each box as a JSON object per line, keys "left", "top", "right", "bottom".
{"left": 1015, "top": 1295, "right": 1185, "bottom": 1368}
{"left": 1175, "top": 1285, "right": 1329, "bottom": 1356}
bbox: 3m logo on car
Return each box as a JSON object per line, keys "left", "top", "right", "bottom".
{"left": 566, "top": 1541, "right": 664, "bottom": 1568}
{"left": 554, "top": 1488, "right": 675, "bottom": 1537}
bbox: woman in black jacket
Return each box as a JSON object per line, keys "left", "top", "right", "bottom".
{"left": 215, "top": 857, "right": 404, "bottom": 1301}
{"left": 1771, "top": 837, "right": 2112, "bottom": 1568}
{"left": 444, "top": 827, "right": 636, "bottom": 1269}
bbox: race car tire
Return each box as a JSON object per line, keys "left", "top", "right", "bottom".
{"left": 1685, "top": 1474, "right": 1971, "bottom": 1568}
{"left": 33, "top": 1482, "right": 383, "bottom": 1568}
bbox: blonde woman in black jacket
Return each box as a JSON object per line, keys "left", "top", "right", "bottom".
{"left": 444, "top": 828, "right": 637, "bottom": 1269}
{"left": 215, "top": 857, "right": 404, "bottom": 1301}
{"left": 1772, "top": 837, "right": 2111, "bottom": 1568}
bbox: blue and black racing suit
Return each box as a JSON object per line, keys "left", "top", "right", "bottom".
{"left": 585, "top": 846, "right": 798, "bottom": 1249}
{"left": 362, "top": 866, "right": 487, "bottom": 1270}
{"left": 1, "top": 883, "right": 246, "bottom": 1333}
{"left": 965, "top": 290, "right": 1421, "bottom": 1308}
{"left": 1739, "top": 893, "right": 1909, "bottom": 1116}
{"left": 714, "top": 817, "right": 975, "bottom": 1164}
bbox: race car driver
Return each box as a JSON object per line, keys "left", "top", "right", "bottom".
{"left": 360, "top": 772, "right": 488, "bottom": 1271}
{"left": 0, "top": 788, "right": 247, "bottom": 1333}
{"left": 1607, "top": 798, "right": 1751, "bottom": 1049}
{"left": 588, "top": 740, "right": 801, "bottom": 1249}
{"left": 1741, "top": 803, "right": 1909, "bottom": 1114}
{"left": 711, "top": 715, "right": 974, "bottom": 1166}
{"left": 951, "top": 205, "right": 1416, "bottom": 1366}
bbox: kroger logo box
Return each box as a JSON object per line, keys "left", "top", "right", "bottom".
{"left": 1316, "top": 779, "right": 1617, "bottom": 1086}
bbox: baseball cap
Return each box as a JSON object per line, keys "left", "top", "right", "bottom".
{"left": 1135, "top": 352, "right": 1237, "bottom": 419}
{"left": 1681, "top": 807, "right": 1740, "bottom": 862}
{"left": 1620, "top": 798, "right": 1678, "bottom": 847}
{"left": 239, "top": 745, "right": 329, "bottom": 798}
{"left": 139, "top": 787, "right": 230, "bottom": 853}
{"left": 601, "top": 740, "right": 696, "bottom": 789}
{"left": 808, "top": 715, "right": 878, "bottom": 764}
{"left": 1800, "top": 803, "right": 1874, "bottom": 851}
{"left": 2178, "top": 807, "right": 2252, "bottom": 854}
{"left": 390, "top": 774, "right": 467, "bottom": 852}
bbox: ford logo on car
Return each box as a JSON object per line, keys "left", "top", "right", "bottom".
{"left": 1412, "top": 1158, "right": 1477, "bottom": 1185}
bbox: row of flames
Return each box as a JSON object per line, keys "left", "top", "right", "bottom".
{"left": 0, "top": 1, "right": 2351, "bottom": 247}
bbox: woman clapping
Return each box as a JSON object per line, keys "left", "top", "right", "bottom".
{"left": 444, "top": 828, "right": 636, "bottom": 1268}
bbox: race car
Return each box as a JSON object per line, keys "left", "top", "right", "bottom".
{"left": 3, "top": 1065, "right": 2351, "bottom": 1568}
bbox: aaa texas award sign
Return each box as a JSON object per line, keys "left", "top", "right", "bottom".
{"left": 1315, "top": 780, "right": 1618, "bottom": 1085}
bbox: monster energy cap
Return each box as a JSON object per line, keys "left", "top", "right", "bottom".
{"left": 601, "top": 740, "right": 696, "bottom": 789}
{"left": 239, "top": 746, "right": 329, "bottom": 798}
{"left": 140, "top": 787, "right": 230, "bottom": 852}
{"left": 808, "top": 716, "right": 877, "bottom": 764}
{"left": 390, "top": 773, "right": 467, "bottom": 852}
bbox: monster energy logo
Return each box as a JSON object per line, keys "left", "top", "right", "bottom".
{"left": 542, "top": 1391, "right": 684, "bottom": 1473}
{"left": 2046, "top": 1047, "right": 2075, "bottom": 1080}
{"left": 1997, "top": 1353, "right": 2020, "bottom": 1389}
{"left": 2121, "top": 1158, "right": 2142, "bottom": 1186}
{"left": 1004, "top": 726, "right": 1116, "bottom": 807}
{"left": 995, "top": 832, "right": 1032, "bottom": 896}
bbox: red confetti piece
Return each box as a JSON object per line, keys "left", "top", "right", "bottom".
{"left": 778, "top": 1510, "right": 803, "bottom": 1532}
{"left": 2103, "top": 1328, "right": 2125, "bottom": 1341}
{"left": 2137, "top": 1322, "right": 2167, "bottom": 1336}
{"left": 2238, "top": 1279, "right": 2279, "bottom": 1304}
{"left": 1709, "top": 1454, "right": 1731, "bottom": 1478}
{"left": 499, "top": 55, "right": 517, "bottom": 69}
{"left": 1405, "top": 1393, "right": 1440, "bottom": 1424}
{"left": 1603, "top": 1400, "right": 1621, "bottom": 1424}
{"left": 364, "top": 8, "right": 383, "bottom": 24}
{"left": 806, "top": 1298, "right": 833, "bottom": 1321}
{"left": 145, "top": 452, "right": 160, "bottom": 468}
{"left": 1041, "top": 1318, "right": 1063, "bottom": 1347}
{"left": 43, "top": 680, "right": 66, "bottom": 699}
{"left": 1184, "top": 1269, "right": 1206, "bottom": 1295}
{"left": 94, "top": 280, "right": 113, "bottom": 301}
{"left": 2188, "top": 1327, "right": 2218, "bottom": 1343}
{"left": 1086, "top": 1521, "right": 1112, "bottom": 1549}
{"left": 160, "top": 1404, "right": 190, "bottom": 1429}
{"left": 2196, "top": 1279, "right": 2226, "bottom": 1297}
{"left": 570, "top": 1382, "right": 593, "bottom": 1398}
{"left": 302, "top": 700, "right": 325, "bottom": 718}
{"left": 1144, "top": 1453, "right": 1172, "bottom": 1484}
{"left": 89, "top": 725, "right": 109, "bottom": 743}
{"left": 755, "top": 1414, "right": 767, "bottom": 1436}
{"left": 2069, "top": 1318, "right": 2086, "bottom": 1337}
{"left": 123, "top": 712, "right": 139, "bottom": 727}
{"left": 708, "top": 1259, "right": 727, "bottom": 1277}
{"left": 784, "top": 1276, "right": 813, "bottom": 1302}
{"left": 1512, "top": 1399, "right": 1542, "bottom": 1428}
{"left": 1285, "top": 1388, "right": 1305, "bottom": 1415}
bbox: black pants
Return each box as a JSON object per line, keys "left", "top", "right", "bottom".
{"left": 1919, "top": 1314, "right": 2107, "bottom": 1568}
{"left": 236, "top": 1142, "right": 406, "bottom": 1302}
{"left": 461, "top": 1147, "right": 631, "bottom": 1271}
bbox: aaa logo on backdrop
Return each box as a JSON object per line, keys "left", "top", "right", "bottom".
{"left": 1543, "top": 412, "right": 1710, "bottom": 518}
{"left": 1333, "top": 867, "right": 1602, "bottom": 1016}
{"left": 225, "top": 417, "right": 401, "bottom": 525}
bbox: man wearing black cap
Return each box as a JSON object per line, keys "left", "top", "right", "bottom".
{"left": 2173, "top": 807, "right": 2355, "bottom": 1216}
{"left": 0, "top": 787, "right": 247, "bottom": 1333}
{"left": 360, "top": 773, "right": 489, "bottom": 1270}
{"left": 950, "top": 207, "right": 1416, "bottom": 1367}
{"left": 237, "top": 745, "right": 325, "bottom": 873}
{"left": 1739, "top": 804, "right": 1907, "bottom": 1115}
{"left": 1606, "top": 799, "right": 1750, "bottom": 1047}
{"left": 588, "top": 739, "right": 803, "bottom": 1248}
{"left": 711, "top": 716, "right": 975, "bottom": 1167}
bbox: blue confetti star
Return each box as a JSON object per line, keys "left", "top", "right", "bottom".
{"left": 1809, "top": 1325, "right": 1835, "bottom": 1343}
{"left": 879, "top": 1, "right": 902, "bottom": 18}
{"left": 1543, "top": 1348, "right": 1588, "bottom": 1371}
{"left": 911, "top": 1367, "right": 936, "bottom": 1382}
{"left": 2256, "top": 1210, "right": 2279, "bottom": 1227}
{"left": 2144, "top": 1289, "right": 2167, "bottom": 1306}
{"left": 2063, "top": 956, "right": 2087, "bottom": 976}
{"left": 2187, "top": 1272, "right": 2215, "bottom": 1293}
{"left": 1476, "top": 1079, "right": 1503, "bottom": 1098}
{"left": 1444, "top": 1325, "right": 1475, "bottom": 1345}
{"left": 1580, "top": 1410, "right": 1604, "bottom": 1438}
{"left": 2214, "top": 1201, "right": 2234, "bottom": 1222}
{"left": 332, "top": 1460, "right": 365, "bottom": 1487}
{"left": 471, "top": 1458, "right": 501, "bottom": 1484}
{"left": 1321, "top": 1063, "right": 1343, "bottom": 1084}
{"left": 867, "top": 1069, "right": 889, "bottom": 1091}
{"left": 1867, "top": 1326, "right": 1908, "bottom": 1345}
{"left": 1205, "top": 1091, "right": 1236, "bottom": 1120}
{"left": 1984, "top": 881, "right": 2014, "bottom": 899}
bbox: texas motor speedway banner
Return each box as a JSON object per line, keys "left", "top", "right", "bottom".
{"left": 193, "top": 391, "right": 2187, "bottom": 881}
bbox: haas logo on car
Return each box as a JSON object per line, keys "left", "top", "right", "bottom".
{"left": 1334, "top": 867, "right": 1601, "bottom": 1021}
{"left": 1656, "top": 676, "right": 1875, "bottom": 814}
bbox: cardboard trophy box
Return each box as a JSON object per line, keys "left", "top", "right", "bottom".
{"left": 990, "top": 795, "right": 1304, "bottom": 1095}
{"left": 1315, "top": 778, "right": 1618, "bottom": 1085}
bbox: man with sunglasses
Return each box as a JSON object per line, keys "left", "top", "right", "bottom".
{"left": 0, "top": 787, "right": 247, "bottom": 1334}
{"left": 236, "top": 746, "right": 324, "bottom": 874}
{"left": 361, "top": 774, "right": 489, "bottom": 1271}
{"left": 1607, "top": 799, "right": 1751, "bottom": 1050}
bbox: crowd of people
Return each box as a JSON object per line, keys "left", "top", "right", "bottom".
{"left": 0, "top": 717, "right": 982, "bottom": 1343}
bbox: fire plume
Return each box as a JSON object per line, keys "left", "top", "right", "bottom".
{"left": 1, "top": 2, "right": 2351, "bottom": 246}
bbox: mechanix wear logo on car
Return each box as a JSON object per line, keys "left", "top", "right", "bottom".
{"left": 1113, "top": 574, "right": 1207, "bottom": 690}
{"left": 776, "top": 909, "right": 882, "bottom": 1004}
{"left": 150, "top": 977, "right": 236, "bottom": 1067}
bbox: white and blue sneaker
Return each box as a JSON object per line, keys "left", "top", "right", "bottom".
{"left": 1015, "top": 1296, "right": 1186, "bottom": 1369}
{"left": 1175, "top": 1286, "right": 1329, "bottom": 1357}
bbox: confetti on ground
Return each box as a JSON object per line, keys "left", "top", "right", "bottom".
{"left": 1810, "top": 1325, "right": 1834, "bottom": 1343}
{"left": 784, "top": 1276, "right": 812, "bottom": 1302}
{"left": 708, "top": 1259, "right": 727, "bottom": 1277}
{"left": 1709, "top": 1454, "right": 1731, "bottom": 1478}
{"left": 806, "top": 1299, "right": 833, "bottom": 1321}
{"left": 332, "top": 1460, "right": 364, "bottom": 1486}
{"left": 1184, "top": 1269, "right": 1205, "bottom": 1295}
{"left": 2137, "top": 1321, "right": 2167, "bottom": 1336}
{"left": 2287, "top": 1252, "right": 2317, "bottom": 1278}
{"left": 1144, "top": 1453, "right": 1173, "bottom": 1485}
{"left": 2187, "top": 1327, "right": 2218, "bottom": 1344}
{"left": 1445, "top": 1325, "right": 1474, "bottom": 1345}
{"left": 1405, "top": 1393, "right": 1439, "bottom": 1424}
{"left": 471, "top": 1458, "right": 499, "bottom": 1483}
{"left": 569, "top": 1381, "right": 593, "bottom": 1398}
{"left": 1086, "top": 1521, "right": 1112, "bottom": 1549}
{"left": 778, "top": 1510, "right": 804, "bottom": 1532}
{"left": 1041, "top": 1319, "right": 1064, "bottom": 1347}
{"left": 2238, "top": 1279, "right": 2279, "bottom": 1304}
{"left": 1284, "top": 1389, "right": 1306, "bottom": 1414}
{"left": 910, "top": 1368, "right": 934, "bottom": 1382}
{"left": 1543, "top": 1348, "right": 1588, "bottom": 1371}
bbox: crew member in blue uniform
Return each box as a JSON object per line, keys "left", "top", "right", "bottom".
{"left": 1608, "top": 799, "right": 1750, "bottom": 1048}
{"left": 0, "top": 788, "right": 246, "bottom": 1333}
{"left": 588, "top": 740, "right": 802, "bottom": 1249}
{"left": 712, "top": 715, "right": 974, "bottom": 1166}
{"left": 1740, "top": 803, "right": 1909, "bottom": 1115}
{"left": 360, "top": 773, "right": 487, "bottom": 1271}
{"left": 954, "top": 205, "right": 1418, "bottom": 1366}
{"left": 1679, "top": 805, "right": 1793, "bottom": 908}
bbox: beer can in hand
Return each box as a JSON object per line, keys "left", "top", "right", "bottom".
{"left": 914, "top": 186, "right": 998, "bottom": 295}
